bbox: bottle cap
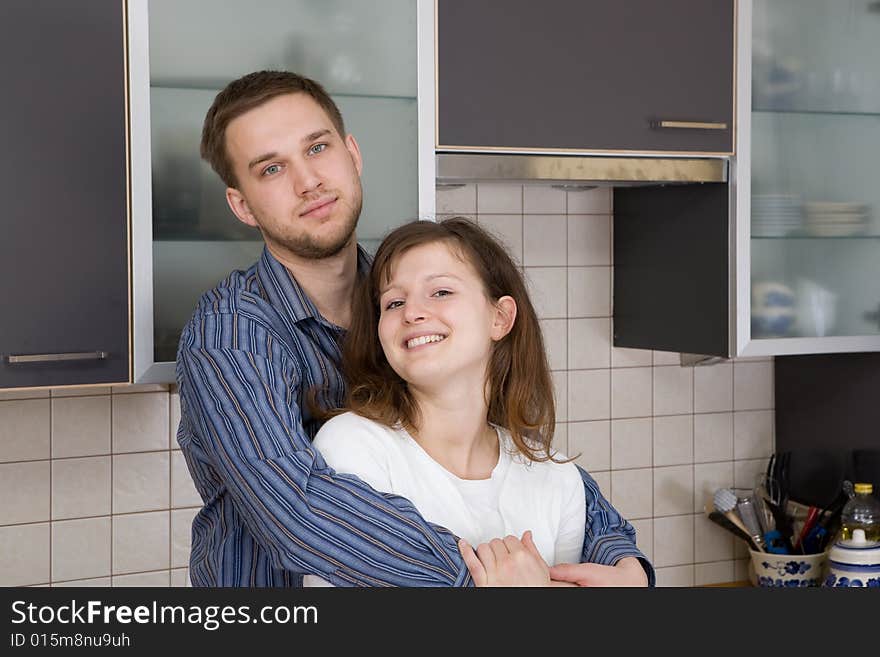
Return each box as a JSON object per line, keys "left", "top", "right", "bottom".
{"left": 854, "top": 483, "right": 873, "bottom": 495}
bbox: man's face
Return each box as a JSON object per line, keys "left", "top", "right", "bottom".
{"left": 224, "top": 92, "right": 363, "bottom": 260}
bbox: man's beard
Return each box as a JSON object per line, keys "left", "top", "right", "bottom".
{"left": 263, "top": 192, "right": 362, "bottom": 260}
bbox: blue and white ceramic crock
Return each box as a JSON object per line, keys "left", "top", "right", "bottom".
{"left": 823, "top": 529, "right": 880, "bottom": 588}
{"left": 749, "top": 548, "right": 828, "bottom": 587}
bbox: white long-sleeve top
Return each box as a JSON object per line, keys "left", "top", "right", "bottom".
{"left": 304, "top": 411, "right": 586, "bottom": 587}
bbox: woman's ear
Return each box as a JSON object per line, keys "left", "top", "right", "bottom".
{"left": 491, "top": 296, "right": 517, "bottom": 341}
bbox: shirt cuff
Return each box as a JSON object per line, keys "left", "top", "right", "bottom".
{"left": 587, "top": 534, "right": 656, "bottom": 587}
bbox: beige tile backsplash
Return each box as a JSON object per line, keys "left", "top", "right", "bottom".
{"left": 112, "top": 510, "right": 170, "bottom": 575}
{"left": 52, "top": 456, "right": 111, "bottom": 519}
{"left": 51, "top": 396, "right": 111, "bottom": 458}
{"left": 113, "top": 452, "right": 171, "bottom": 514}
{"left": 51, "top": 517, "right": 111, "bottom": 582}
{"left": 0, "top": 183, "right": 774, "bottom": 587}
{"left": 0, "top": 398, "right": 50, "bottom": 461}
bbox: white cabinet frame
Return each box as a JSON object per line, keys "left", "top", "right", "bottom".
{"left": 733, "top": 0, "right": 880, "bottom": 357}
{"left": 128, "top": 0, "right": 437, "bottom": 383}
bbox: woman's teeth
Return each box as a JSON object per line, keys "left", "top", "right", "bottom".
{"left": 406, "top": 334, "right": 446, "bottom": 349}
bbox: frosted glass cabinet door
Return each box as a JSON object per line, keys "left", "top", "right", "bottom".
{"left": 131, "top": 0, "right": 422, "bottom": 380}
{"left": 743, "top": 0, "right": 880, "bottom": 354}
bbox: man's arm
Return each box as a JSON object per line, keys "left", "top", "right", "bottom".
{"left": 576, "top": 465, "right": 656, "bottom": 586}
{"left": 456, "top": 465, "right": 655, "bottom": 586}
{"left": 177, "top": 314, "right": 472, "bottom": 587}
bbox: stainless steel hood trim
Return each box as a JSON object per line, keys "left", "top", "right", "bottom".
{"left": 436, "top": 153, "right": 727, "bottom": 185}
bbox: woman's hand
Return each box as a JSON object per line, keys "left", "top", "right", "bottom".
{"left": 458, "top": 531, "right": 551, "bottom": 587}
{"left": 548, "top": 556, "right": 648, "bottom": 587}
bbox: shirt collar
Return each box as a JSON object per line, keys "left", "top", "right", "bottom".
{"left": 256, "top": 243, "right": 372, "bottom": 326}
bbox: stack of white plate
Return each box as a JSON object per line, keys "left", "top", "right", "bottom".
{"left": 804, "top": 202, "right": 870, "bottom": 237}
{"left": 751, "top": 194, "right": 803, "bottom": 237}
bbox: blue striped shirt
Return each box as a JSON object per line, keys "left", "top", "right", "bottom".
{"left": 176, "top": 245, "right": 654, "bottom": 586}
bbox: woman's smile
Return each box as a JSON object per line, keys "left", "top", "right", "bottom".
{"left": 404, "top": 333, "right": 447, "bottom": 349}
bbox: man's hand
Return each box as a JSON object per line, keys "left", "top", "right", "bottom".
{"left": 458, "top": 531, "right": 551, "bottom": 587}
{"left": 549, "top": 556, "right": 648, "bottom": 587}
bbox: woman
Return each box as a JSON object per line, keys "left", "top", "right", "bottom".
{"left": 305, "top": 217, "right": 648, "bottom": 586}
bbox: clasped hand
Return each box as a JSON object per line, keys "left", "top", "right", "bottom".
{"left": 458, "top": 532, "right": 648, "bottom": 587}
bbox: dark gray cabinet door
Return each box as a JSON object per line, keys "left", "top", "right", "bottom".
{"left": 0, "top": 0, "right": 129, "bottom": 388}
{"left": 613, "top": 183, "right": 731, "bottom": 357}
{"left": 438, "top": 0, "right": 734, "bottom": 154}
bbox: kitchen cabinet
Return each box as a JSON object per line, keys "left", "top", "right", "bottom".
{"left": 613, "top": 0, "right": 880, "bottom": 358}
{"left": 130, "top": 0, "right": 436, "bottom": 382}
{"left": 739, "top": 0, "right": 880, "bottom": 355}
{"left": 0, "top": 0, "right": 130, "bottom": 389}
{"left": 437, "top": 0, "right": 735, "bottom": 155}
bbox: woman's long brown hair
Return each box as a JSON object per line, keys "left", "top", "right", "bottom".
{"left": 337, "top": 217, "right": 560, "bottom": 463}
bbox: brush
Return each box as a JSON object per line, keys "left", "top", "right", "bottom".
{"left": 714, "top": 488, "right": 765, "bottom": 552}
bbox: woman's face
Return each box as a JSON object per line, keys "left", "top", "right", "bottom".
{"left": 377, "top": 241, "right": 511, "bottom": 392}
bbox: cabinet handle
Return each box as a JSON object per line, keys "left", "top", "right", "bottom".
{"left": 7, "top": 351, "right": 109, "bottom": 364}
{"left": 653, "top": 120, "right": 728, "bottom": 130}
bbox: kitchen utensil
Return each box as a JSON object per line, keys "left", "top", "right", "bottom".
{"left": 763, "top": 529, "right": 791, "bottom": 554}
{"left": 765, "top": 454, "right": 783, "bottom": 506}
{"left": 763, "top": 494, "right": 795, "bottom": 553}
{"left": 794, "top": 506, "right": 820, "bottom": 553}
{"left": 736, "top": 496, "right": 767, "bottom": 552}
{"left": 776, "top": 451, "right": 792, "bottom": 511}
{"left": 813, "top": 492, "right": 848, "bottom": 552}
{"left": 801, "top": 523, "right": 829, "bottom": 555}
{"left": 752, "top": 476, "right": 775, "bottom": 534}
{"left": 713, "top": 488, "right": 762, "bottom": 551}
{"left": 708, "top": 511, "right": 760, "bottom": 551}
{"left": 766, "top": 452, "right": 796, "bottom": 549}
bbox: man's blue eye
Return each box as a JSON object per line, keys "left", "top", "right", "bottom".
{"left": 309, "top": 143, "right": 327, "bottom": 155}
{"left": 263, "top": 164, "right": 281, "bottom": 176}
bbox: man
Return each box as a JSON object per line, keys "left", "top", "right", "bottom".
{"left": 176, "top": 70, "right": 653, "bottom": 587}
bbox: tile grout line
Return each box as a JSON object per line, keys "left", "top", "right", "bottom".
{"left": 109, "top": 393, "right": 114, "bottom": 582}
{"left": 47, "top": 564, "right": 186, "bottom": 587}
{"left": 563, "top": 187, "right": 569, "bottom": 455}
{"left": 603, "top": 195, "right": 615, "bottom": 504}
{"left": 168, "top": 390, "right": 173, "bottom": 583}
{"left": 0, "top": 447, "right": 182, "bottom": 467}
{"left": 692, "top": 361, "right": 697, "bottom": 575}
{"left": 48, "top": 394, "right": 53, "bottom": 586}
{"left": 5, "top": 506, "right": 201, "bottom": 528}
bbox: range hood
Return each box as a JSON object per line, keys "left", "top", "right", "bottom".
{"left": 435, "top": 153, "right": 727, "bottom": 186}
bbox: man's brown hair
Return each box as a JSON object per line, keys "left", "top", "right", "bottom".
{"left": 341, "top": 217, "right": 560, "bottom": 463}
{"left": 200, "top": 70, "right": 345, "bottom": 188}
